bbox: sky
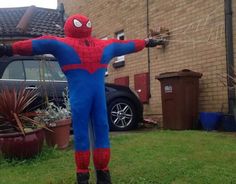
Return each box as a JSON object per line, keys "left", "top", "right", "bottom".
{"left": 0, "top": 0, "right": 57, "bottom": 9}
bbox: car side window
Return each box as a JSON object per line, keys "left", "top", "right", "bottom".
{"left": 23, "top": 60, "right": 41, "bottom": 81}
{"left": 44, "top": 61, "right": 66, "bottom": 81}
{"left": 1, "top": 60, "right": 25, "bottom": 80}
{"left": 12, "top": 59, "right": 66, "bottom": 82}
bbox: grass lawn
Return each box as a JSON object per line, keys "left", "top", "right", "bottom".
{"left": 0, "top": 130, "right": 236, "bottom": 184}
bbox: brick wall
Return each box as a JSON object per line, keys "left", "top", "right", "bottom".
{"left": 59, "top": 0, "right": 228, "bottom": 122}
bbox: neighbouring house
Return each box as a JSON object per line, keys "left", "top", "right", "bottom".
{"left": 0, "top": 5, "right": 65, "bottom": 43}
{"left": 58, "top": 0, "right": 236, "bottom": 124}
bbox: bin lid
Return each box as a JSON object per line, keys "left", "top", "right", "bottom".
{"left": 155, "top": 69, "right": 202, "bottom": 80}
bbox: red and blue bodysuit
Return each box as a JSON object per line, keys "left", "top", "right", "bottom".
{"left": 11, "top": 14, "right": 146, "bottom": 183}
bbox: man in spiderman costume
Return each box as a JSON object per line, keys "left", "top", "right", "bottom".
{"left": 0, "top": 14, "right": 164, "bottom": 184}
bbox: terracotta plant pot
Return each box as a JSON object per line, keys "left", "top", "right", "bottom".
{"left": 44, "top": 119, "right": 71, "bottom": 149}
{"left": 0, "top": 128, "right": 44, "bottom": 159}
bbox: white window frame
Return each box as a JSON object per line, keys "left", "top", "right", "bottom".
{"left": 101, "top": 36, "right": 108, "bottom": 40}
{"left": 115, "top": 31, "right": 125, "bottom": 63}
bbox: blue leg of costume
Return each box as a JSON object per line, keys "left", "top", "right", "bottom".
{"left": 91, "top": 82, "right": 110, "bottom": 170}
{"left": 70, "top": 85, "right": 91, "bottom": 173}
{"left": 68, "top": 70, "right": 110, "bottom": 174}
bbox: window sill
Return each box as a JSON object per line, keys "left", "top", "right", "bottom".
{"left": 113, "top": 60, "right": 125, "bottom": 68}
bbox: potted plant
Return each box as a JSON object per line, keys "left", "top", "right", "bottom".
{"left": 0, "top": 87, "right": 46, "bottom": 159}
{"left": 35, "top": 89, "right": 71, "bottom": 149}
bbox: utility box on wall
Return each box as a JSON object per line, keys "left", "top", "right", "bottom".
{"left": 114, "top": 76, "right": 129, "bottom": 87}
{"left": 134, "top": 72, "right": 150, "bottom": 103}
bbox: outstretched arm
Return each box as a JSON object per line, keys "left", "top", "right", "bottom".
{"left": 109, "top": 38, "right": 165, "bottom": 57}
{"left": 109, "top": 39, "right": 146, "bottom": 57}
{"left": 13, "top": 35, "right": 60, "bottom": 56}
{"left": 0, "top": 35, "right": 59, "bottom": 57}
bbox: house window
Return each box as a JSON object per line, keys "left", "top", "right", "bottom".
{"left": 115, "top": 31, "right": 125, "bottom": 62}
{"left": 113, "top": 31, "right": 125, "bottom": 68}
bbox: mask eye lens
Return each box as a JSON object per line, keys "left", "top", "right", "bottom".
{"left": 86, "top": 21, "right": 92, "bottom": 28}
{"left": 73, "top": 19, "right": 82, "bottom": 28}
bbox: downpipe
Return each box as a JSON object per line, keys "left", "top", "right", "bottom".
{"left": 225, "top": 0, "right": 235, "bottom": 114}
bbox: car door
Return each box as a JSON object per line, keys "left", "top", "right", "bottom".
{"left": 22, "top": 59, "right": 45, "bottom": 109}
{"left": 23, "top": 59, "right": 68, "bottom": 108}
{"left": 40, "top": 60, "right": 68, "bottom": 106}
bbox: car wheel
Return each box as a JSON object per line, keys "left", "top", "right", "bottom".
{"left": 107, "top": 98, "right": 138, "bottom": 131}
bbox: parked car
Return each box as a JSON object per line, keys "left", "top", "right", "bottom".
{"left": 0, "top": 56, "right": 143, "bottom": 131}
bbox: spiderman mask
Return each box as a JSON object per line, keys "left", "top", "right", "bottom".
{"left": 64, "top": 14, "right": 92, "bottom": 38}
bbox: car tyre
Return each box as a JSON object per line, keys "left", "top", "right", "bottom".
{"left": 107, "top": 98, "right": 138, "bottom": 131}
